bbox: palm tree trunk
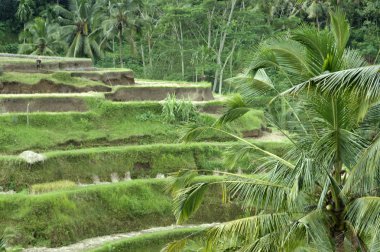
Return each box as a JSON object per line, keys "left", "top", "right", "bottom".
{"left": 334, "top": 229, "right": 345, "bottom": 252}
{"left": 119, "top": 31, "right": 123, "bottom": 68}
{"left": 112, "top": 39, "right": 116, "bottom": 68}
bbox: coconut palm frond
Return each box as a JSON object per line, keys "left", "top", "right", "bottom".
{"left": 284, "top": 65, "right": 380, "bottom": 103}
{"left": 343, "top": 135, "right": 380, "bottom": 196}
{"left": 224, "top": 174, "right": 301, "bottom": 211}
{"left": 173, "top": 182, "right": 209, "bottom": 224}
{"left": 206, "top": 213, "right": 291, "bottom": 249}
{"left": 291, "top": 27, "right": 334, "bottom": 75}
{"left": 329, "top": 9, "right": 350, "bottom": 56}
{"left": 217, "top": 94, "right": 251, "bottom": 125}
{"left": 346, "top": 196, "right": 380, "bottom": 234}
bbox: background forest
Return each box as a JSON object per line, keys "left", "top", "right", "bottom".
{"left": 0, "top": 0, "right": 379, "bottom": 92}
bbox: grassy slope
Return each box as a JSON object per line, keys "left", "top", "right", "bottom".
{"left": 0, "top": 140, "right": 290, "bottom": 190}
{"left": 0, "top": 72, "right": 107, "bottom": 87}
{"left": 0, "top": 101, "right": 266, "bottom": 154}
{"left": 0, "top": 179, "right": 241, "bottom": 247}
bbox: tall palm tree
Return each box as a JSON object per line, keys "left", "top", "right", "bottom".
{"left": 101, "top": 0, "right": 138, "bottom": 68}
{"left": 16, "top": 0, "right": 34, "bottom": 43}
{"left": 18, "top": 17, "right": 64, "bottom": 55}
{"left": 163, "top": 11, "right": 380, "bottom": 252}
{"left": 55, "top": 0, "right": 104, "bottom": 59}
{"left": 15, "top": 0, "right": 34, "bottom": 24}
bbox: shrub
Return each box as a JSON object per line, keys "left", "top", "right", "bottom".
{"left": 0, "top": 66, "right": 3, "bottom": 76}
{"left": 162, "top": 94, "right": 199, "bottom": 123}
{"left": 30, "top": 180, "right": 77, "bottom": 194}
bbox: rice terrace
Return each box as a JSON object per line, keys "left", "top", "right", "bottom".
{"left": 0, "top": 0, "right": 379, "bottom": 251}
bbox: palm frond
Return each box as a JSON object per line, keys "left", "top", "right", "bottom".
{"left": 342, "top": 135, "right": 380, "bottom": 196}
{"left": 346, "top": 196, "right": 380, "bottom": 234}
{"left": 217, "top": 94, "right": 251, "bottom": 124}
{"left": 173, "top": 183, "right": 209, "bottom": 224}
{"left": 224, "top": 174, "right": 302, "bottom": 211}
{"left": 329, "top": 10, "right": 350, "bottom": 56}
{"left": 284, "top": 65, "right": 380, "bottom": 103}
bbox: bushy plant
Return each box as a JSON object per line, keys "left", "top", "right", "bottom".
{"left": 162, "top": 94, "right": 199, "bottom": 123}
{"left": 0, "top": 66, "right": 3, "bottom": 76}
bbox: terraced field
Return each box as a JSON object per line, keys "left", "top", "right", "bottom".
{"left": 0, "top": 54, "right": 289, "bottom": 251}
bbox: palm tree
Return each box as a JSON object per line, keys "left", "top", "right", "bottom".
{"left": 15, "top": 0, "right": 34, "bottom": 24}
{"left": 163, "top": 11, "right": 380, "bottom": 252}
{"left": 18, "top": 17, "right": 64, "bottom": 55}
{"left": 55, "top": 0, "right": 104, "bottom": 59}
{"left": 101, "top": 0, "right": 138, "bottom": 68}
{"left": 16, "top": 0, "right": 34, "bottom": 43}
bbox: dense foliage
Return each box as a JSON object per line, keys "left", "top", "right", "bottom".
{"left": 0, "top": 0, "right": 378, "bottom": 91}
{"left": 165, "top": 11, "right": 380, "bottom": 252}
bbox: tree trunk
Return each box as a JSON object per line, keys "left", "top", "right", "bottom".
{"left": 334, "top": 229, "right": 345, "bottom": 252}
{"left": 214, "top": 0, "right": 237, "bottom": 94}
{"left": 112, "top": 39, "right": 116, "bottom": 68}
{"left": 140, "top": 44, "right": 146, "bottom": 77}
{"left": 119, "top": 31, "right": 123, "bottom": 68}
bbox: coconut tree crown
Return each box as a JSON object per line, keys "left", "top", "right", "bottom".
{"left": 163, "top": 10, "right": 380, "bottom": 252}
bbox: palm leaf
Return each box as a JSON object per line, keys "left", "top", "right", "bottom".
{"left": 284, "top": 65, "right": 380, "bottom": 103}
{"left": 346, "top": 196, "right": 380, "bottom": 233}
{"left": 173, "top": 183, "right": 209, "bottom": 224}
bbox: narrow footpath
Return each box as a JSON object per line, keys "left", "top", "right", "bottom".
{"left": 23, "top": 223, "right": 217, "bottom": 252}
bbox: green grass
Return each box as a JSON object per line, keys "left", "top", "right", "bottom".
{"left": 231, "top": 110, "right": 265, "bottom": 131}
{"left": 0, "top": 179, "right": 241, "bottom": 247}
{"left": 0, "top": 140, "right": 291, "bottom": 191}
{"left": 88, "top": 226, "right": 204, "bottom": 252}
{"left": 0, "top": 100, "right": 267, "bottom": 154}
{"left": 0, "top": 72, "right": 107, "bottom": 87}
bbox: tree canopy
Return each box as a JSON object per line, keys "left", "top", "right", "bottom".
{"left": 0, "top": 0, "right": 378, "bottom": 91}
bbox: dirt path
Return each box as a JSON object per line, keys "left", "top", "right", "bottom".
{"left": 258, "top": 131, "right": 287, "bottom": 142}
{"left": 23, "top": 223, "right": 217, "bottom": 252}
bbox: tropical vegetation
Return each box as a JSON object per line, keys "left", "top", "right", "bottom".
{"left": 164, "top": 10, "right": 380, "bottom": 252}
{"left": 0, "top": 0, "right": 378, "bottom": 90}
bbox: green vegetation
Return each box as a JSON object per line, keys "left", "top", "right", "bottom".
{"left": 162, "top": 94, "right": 199, "bottom": 123}
{"left": 0, "top": 72, "right": 106, "bottom": 87}
{"left": 0, "top": 1, "right": 376, "bottom": 251}
{"left": 165, "top": 11, "right": 380, "bottom": 251}
{"left": 88, "top": 227, "right": 204, "bottom": 252}
{"left": 0, "top": 100, "right": 268, "bottom": 154}
{"left": 0, "top": 141, "right": 290, "bottom": 191}
{"left": 0, "top": 0, "right": 378, "bottom": 89}
{"left": 0, "top": 179, "right": 241, "bottom": 247}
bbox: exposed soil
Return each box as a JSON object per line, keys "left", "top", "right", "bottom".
{"left": 55, "top": 135, "right": 154, "bottom": 149}
{"left": 198, "top": 104, "right": 224, "bottom": 114}
{"left": 0, "top": 97, "right": 88, "bottom": 113}
{"left": 242, "top": 129, "right": 263, "bottom": 138}
{"left": 6, "top": 135, "right": 157, "bottom": 154}
{"left": 0, "top": 79, "right": 111, "bottom": 94}
{"left": 71, "top": 71, "right": 135, "bottom": 85}
{"left": 2, "top": 61, "right": 93, "bottom": 73}
{"left": 106, "top": 86, "right": 214, "bottom": 101}
{"left": 242, "top": 126, "right": 274, "bottom": 138}
{"left": 23, "top": 223, "right": 217, "bottom": 252}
